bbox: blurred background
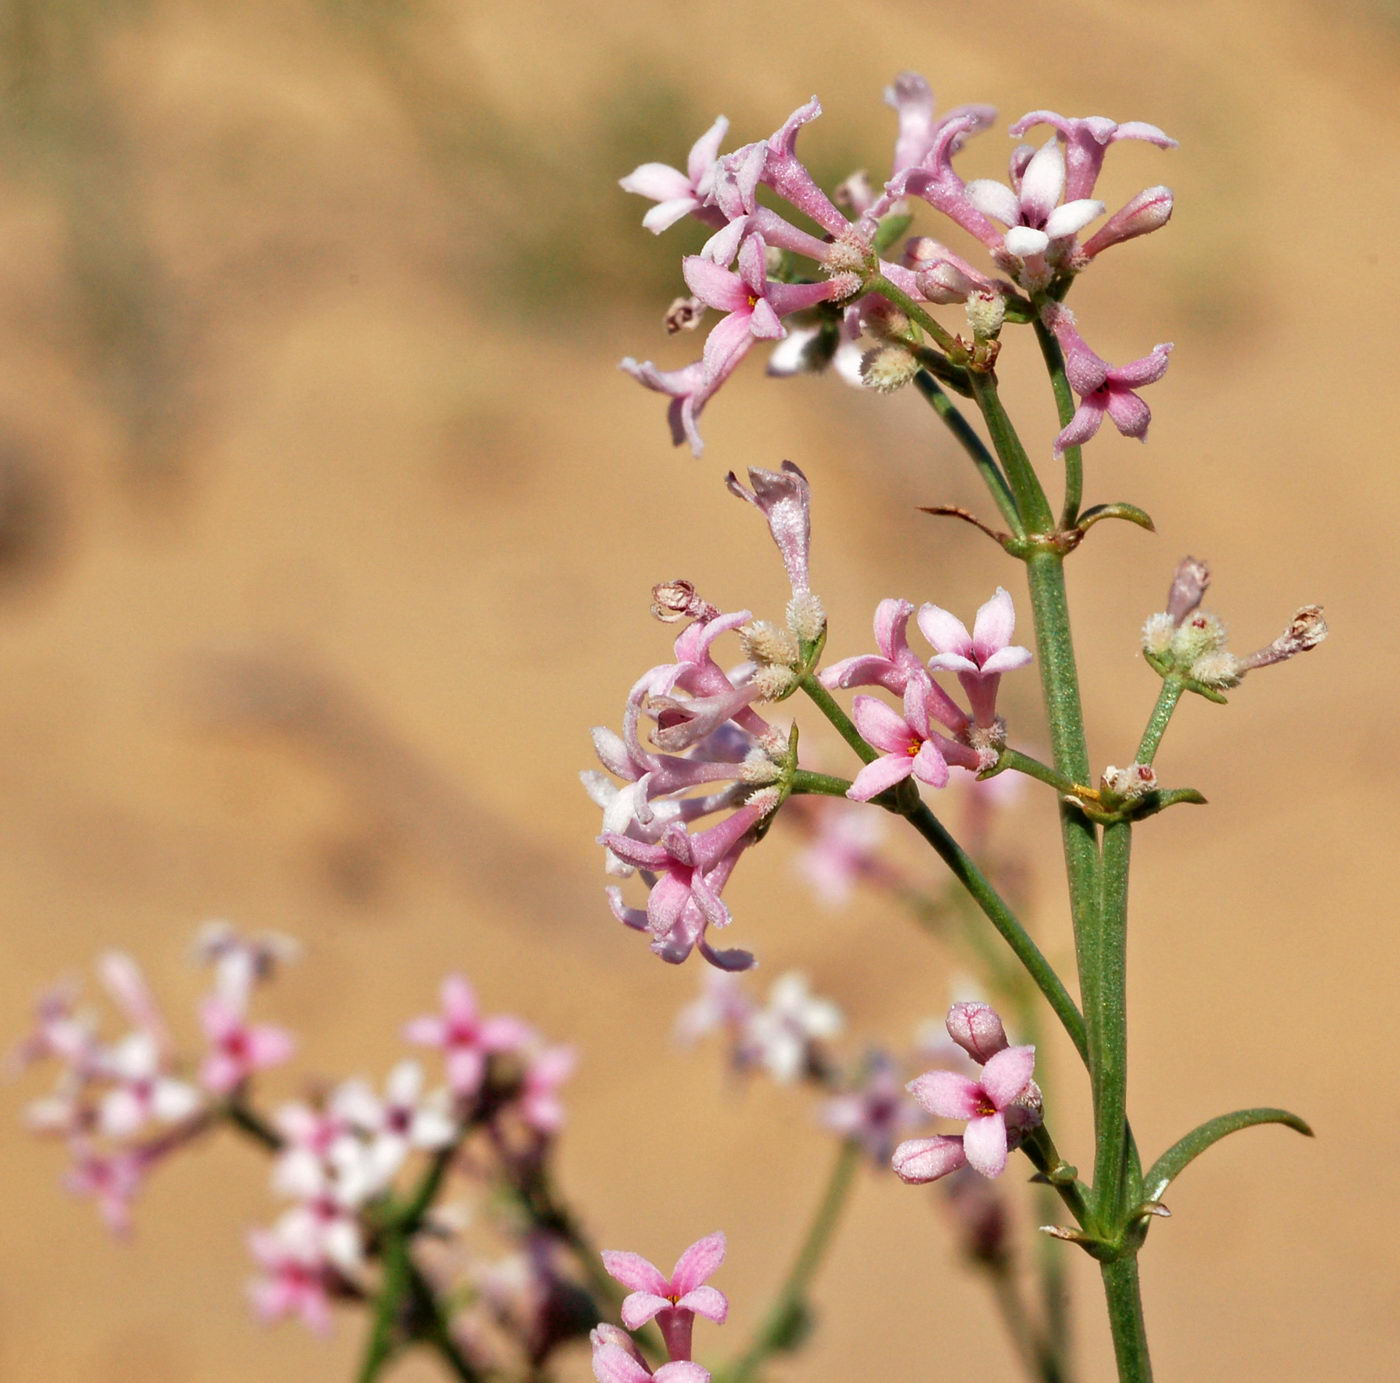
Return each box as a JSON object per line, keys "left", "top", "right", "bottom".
{"left": 1, "top": 0, "right": 1396, "bottom": 1378}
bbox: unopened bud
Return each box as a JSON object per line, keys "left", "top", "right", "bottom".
{"left": 862, "top": 299, "right": 911, "bottom": 343}
{"left": 787, "top": 591, "right": 827, "bottom": 644}
{"left": 741, "top": 620, "right": 800, "bottom": 669}
{"left": 945, "top": 1001, "right": 1009, "bottom": 1064}
{"left": 1237, "top": 605, "right": 1329, "bottom": 672}
{"left": 965, "top": 290, "right": 1006, "bottom": 340}
{"left": 651, "top": 579, "right": 718, "bottom": 624}
{"left": 664, "top": 296, "right": 706, "bottom": 335}
{"left": 915, "top": 260, "right": 975, "bottom": 305}
{"left": 1165, "top": 556, "right": 1211, "bottom": 625}
{"left": 1142, "top": 612, "right": 1175, "bottom": 657}
{"left": 1082, "top": 185, "right": 1174, "bottom": 259}
{"left": 745, "top": 785, "right": 782, "bottom": 816}
{"left": 739, "top": 750, "right": 782, "bottom": 785}
{"left": 763, "top": 244, "right": 784, "bottom": 277}
{"left": 1101, "top": 763, "right": 1158, "bottom": 802}
{"left": 1189, "top": 650, "right": 1241, "bottom": 688}
{"left": 1170, "top": 611, "right": 1228, "bottom": 664}
{"left": 823, "top": 228, "right": 873, "bottom": 276}
{"left": 756, "top": 726, "right": 790, "bottom": 760}
{"left": 834, "top": 169, "right": 875, "bottom": 212}
{"left": 860, "top": 345, "right": 919, "bottom": 394}
{"left": 751, "top": 664, "right": 798, "bottom": 700}
{"left": 823, "top": 270, "right": 864, "bottom": 303}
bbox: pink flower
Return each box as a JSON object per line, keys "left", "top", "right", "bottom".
{"left": 725, "top": 461, "right": 813, "bottom": 599}
{"left": 198, "top": 993, "right": 296, "bottom": 1097}
{"left": 904, "top": 1044, "right": 1037, "bottom": 1178}
{"left": 331, "top": 1059, "right": 455, "bottom": 1178}
{"left": 64, "top": 1144, "right": 149, "bottom": 1236}
{"left": 618, "top": 358, "right": 715, "bottom": 457}
{"left": 620, "top": 116, "right": 730, "bottom": 234}
{"left": 822, "top": 599, "right": 957, "bottom": 718}
{"left": 516, "top": 1044, "right": 576, "bottom": 1137}
{"left": 1045, "top": 305, "right": 1172, "bottom": 454}
{"left": 821, "top": 1051, "right": 921, "bottom": 1164}
{"left": 895, "top": 113, "right": 1007, "bottom": 251}
{"left": 846, "top": 679, "right": 980, "bottom": 802}
{"left": 247, "top": 1222, "right": 337, "bottom": 1335}
{"left": 1007, "top": 110, "right": 1176, "bottom": 203}
{"left": 917, "top": 587, "right": 1032, "bottom": 728}
{"left": 601, "top": 1231, "right": 728, "bottom": 1362}
{"left": 403, "top": 975, "right": 532, "bottom": 1098}
{"left": 99, "top": 1031, "right": 203, "bottom": 1137}
{"left": 592, "top": 1340, "right": 710, "bottom": 1383}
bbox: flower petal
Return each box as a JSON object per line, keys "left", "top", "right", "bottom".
{"left": 601, "top": 1250, "right": 669, "bottom": 1296}
{"left": 964, "top": 178, "right": 1021, "bottom": 227}
{"left": 676, "top": 1283, "right": 729, "bottom": 1323}
{"left": 981, "top": 1044, "right": 1036, "bottom": 1108}
{"left": 916, "top": 603, "right": 972, "bottom": 657}
{"left": 907, "top": 1069, "right": 982, "bottom": 1119}
{"left": 846, "top": 753, "right": 914, "bottom": 802}
{"left": 671, "top": 1231, "right": 726, "bottom": 1292}
{"left": 1044, "top": 198, "right": 1104, "bottom": 239}
{"left": 850, "top": 695, "right": 917, "bottom": 755}
{"left": 963, "top": 1112, "right": 1009, "bottom": 1177}
{"left": 1105, "top": 387, "right": 1151, "bottom": 439}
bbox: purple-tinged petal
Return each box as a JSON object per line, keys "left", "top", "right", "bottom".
{"left": 688, "top": 116, "right": 730, "bottom": 183}
{"left": 605, "top": 886, "right": 650, "bottom": 933}
{"left": 971, "top": 587, "right": 1017, "bottom": 656}
{"left": 1105, "top": 388, "right": 1152, "bottom": 439}
{"left": 846, "top": 753, "right": 914, "bottom": 802}
{"left": 671, "top": 1230, "right": 726, "bottom": 1292}
{"left": 978, "top": 645, "right": 1033, "bottom": 674}
{"left": 601, "top": 1250, "right": 669, "bottom": 1296}
{"left": 908, "top": 1069, "right": 982, "bottom": 1119}
{"left": 676, "top": 1284, "right": 728, "bottom": 1323}
{"left": 911, "top": 739, "right": 950, "bottom": 789}
{"left": 963, "top": 1112, "right": 1010, "bottom": 1177}
{"left": 891, "top": 1134, "right": 967, "bottom": 1184}
{"left": 885, "top": 72, "right": 936, "bottom": 176}
{"left": 1110, "top": 343, "right": 1173, "bottom": 388}
{"left": 696, "top": 935, "right": 756, "bottom": 972}
{"left": 1114, "top": 120, "right": 1177, "bottom": 148}
{"left": 964, "top": 178, "right": 1020, "bottom": 227}
{"left": 1054, "top": 397, "right": 1107, "bottom": 455}
{"left": 916, "top": 603, "right": 973, "bottom": 657}
{"left": 851, "top": 696, "right": 916, "bottom": 754}
{"left": 683, "top": 257, "right": 748, "bottom": 314}
{"left": 981, "top": 1045, "right": 1036, "bottom": 1108}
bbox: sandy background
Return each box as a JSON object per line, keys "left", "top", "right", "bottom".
{"left": 1, "top": 0, "right": 1396, "bottom": 1379}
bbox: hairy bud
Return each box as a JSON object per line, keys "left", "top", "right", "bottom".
{"left": 1238, "top": 605, "right": 1329, "bottom": 671}
{"left": 1101, "top": 763, "right": 1158, "bottom": 802}
{"left": 651, "top": 579, "right": 718, "bottom": 624}
{"left": 1171, "top": 612, "right": 1229, "bottom": 664}
{"left": 751, "top": 665, "right": 798, "bottom": 700}
{"left": 741, "top": 620, "right": 800, "bottom": 669}
{"left": 787, "top": 591, "right": 827, "bottom": 644}
{"left": 860, "top": 345, "right": 919, "bottom": 394}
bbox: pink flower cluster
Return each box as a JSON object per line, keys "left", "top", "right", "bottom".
{"left": 822, "top": 587, "right": 1033, "bottom": 795}
{"left": 584, "top": 463, "right": 823, "bottom": 973}
{"left": 12, "top": 929, "right": 296, "bottom": 1235}
{"left": 892, "top": 1002, "right": 1042, "bottom": 1183}
{"left": 621, "top": 74, "right": 1177, "bottom": 455}
{"left": 592, "top": 1232, "right": 728, "bottom": 1381}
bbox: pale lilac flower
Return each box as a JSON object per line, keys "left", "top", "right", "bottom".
{"left": 274, "top": 1138, "right": 379, "bottom": 1270}
{"left": 742, "top": 972, "right": 844, "bottom": 1083}
{"left": 619, "top": 358, "right": 715, "bottom": 457}
{"left": 894, "top": 113, "right": 1010, "bottom": 251}
{"left": 592, "top": 1339, "right": 710, "bottom": 1383}
{"left": 403, "top": 975, "right": 532, "bottom": 1098}
{"left": 603, "top": 805, "right": 762, "bottom": 972}
{"left": 98, "top": 1030, "right": 203, "bottom": 1137}
{"left": 601, "top": 1231, "right": 728, "bottom": 1362}
{"left": 724, "top": 461, "right": 813, "bottom": 598}
{"left": 198, "top": 992, "right": 295, "bottom": 1096}
{"left": 791, "top": 799, "right": 888, "bottom": 908}
{"left": 757, "top": 98, "right": 851, "bottom": 237}
{"left": 331, "top": 1059, "right": 455, "bottom": 1176}
{"left": 822, "top": 599, "right": 955, "bottom": 716}
{"left": 918, "top": 587, "right": 1032, "bottom": 729}
{"left": 8, "top": 982, "right": 98, "bottom": 1075}
{"left": 673, "top": 970, "right": 756, "bottom": 1054}
{"left": 516, "top": 1045, "right": 576, "bottom": 1136}
{"left": 1008, "top": 110, "right": 1176, "bottom": 202}
{"left": 962, "top": 137, "right": 1104, "bottom": 280}
{"left": 846, "top": 680, "right": 981, "bottom": 802}
{"left": 1045, "top": 304, "right": 1172, "bottom": 453}
{"left": 904, "top": 1044, "right": 1037, "bottom": 1178}
{"left": 821, "top": 1051, "right": 921, "bottom": 1164}
{"left": 247, "top": 1222, "right": 337, "bottom": 1335}
{"left": 64, "top": 1144, "right": 149, "bottom": 1236}
{"left": 272, "top": 1101, "right": 354, "bottom": 1198}
{"left": 191, "top": 921, "right": 300, "bottom": 1003}
{"left": 620, "top": 116, "right": 730, "bottom": 234}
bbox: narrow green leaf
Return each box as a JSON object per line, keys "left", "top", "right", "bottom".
{"left": 1145, "top": 1108, "right": 1314, "bottom": 1201}
{"left": 872, "top": 212, "right": 913, "bottom": 257}
{"left": 1076, "top": 502, "right": 1156, "bottom": 534}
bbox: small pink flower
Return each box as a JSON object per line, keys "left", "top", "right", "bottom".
{"left": 331, "top": 1060, "right": 455, "bottom": 1178}
{"left": 620, "top": 116, "right": 730, "bottom": 235}
{"left": 1007, "top": 110, "right": 1176, "bottom": 203}
{"left": 198, "top": 993, "right": 295, "bottom": 1097}
{"left": 846, "top": 679, "right": 980, "bottom": 802}
{"left": 822, "top": 598, "right": 935, "bottom": 698}
{"left": 592, "top": 1339, "right": 710, "bottom": 1383}
{"left": 725, "top": 461, "right": 813, "bottom": 598}
{"left": 904, "top": 1044, "right": 1037, "bottom": 1178}
{"left": 917, "top": 587, "right": 1032, "bottom": 728}
{"left": 403, "top": 975, "right": 533, "bottom": 1098}
{"left": 247, "top": 1222, "right": 337, "bottom": 1335}
{"left": 64, "top": 1144, "right": 149, "bottom": 1236}
{"left": 516, "top": 1044, "right": 576, "bottom": 1137}
{"left": 601, "top": 1232, "right": 728, "bottom": 1362}
{"left": 99, "top": 1031, "right": 203, "bottom": 1137}
{"left": 1045, "top": 305, "right": 1172, "bottom": 454}
{"left": 822, "top": 1051, "right": 921, "bottom": 1164}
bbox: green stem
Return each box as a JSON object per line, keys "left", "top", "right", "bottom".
{"left": 912, "top": 371, "right": 1024, "bottom": 537}
{"left": 997, "top": 747, "right": 1079, "bottom": 796}
{"left": 1091, "top": 821, "right": 1134, "bottom": 1228}
{"left": 1134, "top": 679, "right": 1184, "bottom": 766}
{"left": 867, "top": 272, "right": 961, "bottom": 355}
{"left": 1100, "top": 1257, "right": 1153, "bottom": 1383}
{"left": 990, "top": 1269, "right": 1073, "bottom": 1383}
{"left": 789, "top": 768, "right": 856, "bottom": 797}
{"left": 406, "top": 1259, "right": 484, "bottom": 1382}
{"left": 357, "top": 1232, "right": 412, "bottom": 1383}
{"left": 730, "top": 1138, "right": 861, "bottom": 1383}
{"left": 968, "top": 372, "right": 1056, "bottom": 534}
{"left": 797, "top": 673, "right": 877, "bottom": 765}
{"left": 902, "top": 800, "right": 1087, "bottom": 1062}
{"left": 223, "top": 1098, "right": 282, "bottom": 1151}
{"left": 1033, "top": 316, "right": 1084, "bottom": 529}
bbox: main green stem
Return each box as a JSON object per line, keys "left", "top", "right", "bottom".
{"left": 1101, "top": 1258, "right": 1153, "bottom": 1383}
{"left": 1090, "top": 820, "right": 1134, "bottom": 1228}
{"left": 730, "top": 1138, "right": 860, "bottom": 1383}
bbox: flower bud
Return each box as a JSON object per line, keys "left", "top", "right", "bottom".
{"left": 1237, "top": 605, "right": 1329, "bottom": 672}
{"left": 1189, "top": 650, "right": 1241, "bottom": 688}
{"left": 1165, "top": 556, "right": 1211, "bottom": 626}
{"left": 664, "top": 296, "right": 706, "bottom": 335}
{"left": 741, "top": 620, "right": 800, "bottom": 669}
{"left": 740, "top": 750, "right": 781, "bottom": 785}
{"left": 915, "top": 261, "right": 976, "bottom": 305}
{"left": 751, "top": 664, "right": 798, "bottom": 700}
{"left": 1100, "top": 763, "right": 1157, "bottom": 803}
{"left": 823, "top": 228, "right": 873, "bottom": 276}
{"left": 787, "top": 591, "right": 827, "bottom": 644}
{"left": 860, "top": 345, "right": 919, "bottom": 394}
{"left": 965, "top": 290, "right": 1005, "bottom": 341}
{"left": 1082, "top": 185, "right": 1174, "bottom": 259}
{"left": 862, "top": 299, "right": 911, "bottom": 343}
{"left": 1141, "top": 612, "right": 1175, "bottom": 658}
{"left": 945, "top": 1001, "right": 1009, "bottom": 1064}
{"left": 1170, "top": 611, "right": 1228, "bottom": 664}
{"left": 892, "top": 1134, "right": 966, "bottom": 1185}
